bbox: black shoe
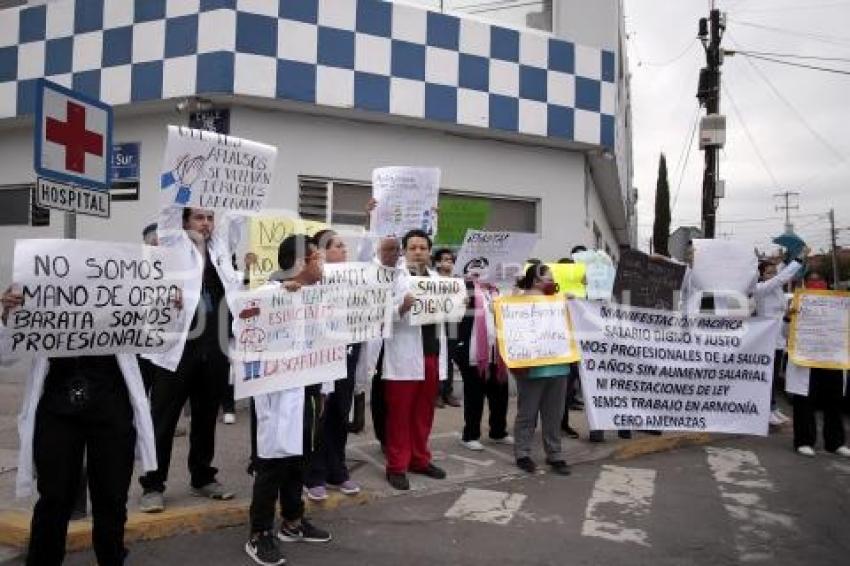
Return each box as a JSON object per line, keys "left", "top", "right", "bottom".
{"left": 411, "top": 463, "right": 446, "bottom": 479}
{"left": 386, "top": 472, "right": 410, "bottom": 490}
{"left": 516, "top": 457, "right": 536, "bottom": 473}
{"left": 588, "top": 431, "right": 605, "bottom": 443}
{"left": 617, "top": 430, "right": 632, "bottom": 440}
{"left": 562, "top": 425, "right": 580, "bottom": 439}
{"left": 547, "top": 460, "right": 572, "bottom": 475}
{"left": 641, "top": 430, "right": 662, "bottom": 436}
{"left": 568, "top": 401, "right": 584, "bottom": 411}
{"left": 246, "top": 532, "right": 286, "bottom": 565}
{"left": 278, "top": 518, "right": 332, "bottom": 543}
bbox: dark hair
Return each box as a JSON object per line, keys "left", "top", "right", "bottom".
{"left": 804, "top": 269, "right": 823, "bottom": 280}
{"left": 432, "top": 247, "right": 455, "bottom": 263}
{"left": 758, "top": 260, "right": 776, "bottom": 277}
{"left": 278, "top": 234, "right": 317, "bottom": 272}
{"left": 402, "top": 229, "right": 432, "bottom": 250}
{"left": 182, "top": 208, "right": 192, "bottom": 223}
{"left": 557, "top": 257, "right": 574, "bottom": 264}
{"left": 570, "top": 245, "right": 587, "bottom": 255}
{"left": 527, "top": 258, "right": 542, "bottom": 265}
{"left": 142, "top": 223, "right": 157, "bottom": 238}
{"left": 517, "top": 263, "right": 550, "bottom": 290}
{"left": 313, "top": 229, "right": 338, "bottom": 250}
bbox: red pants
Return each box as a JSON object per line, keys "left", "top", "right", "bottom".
{"left": 384, "top": 355, "right": 440, "bottom": 474}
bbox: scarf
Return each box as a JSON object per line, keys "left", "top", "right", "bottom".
{"left": 473, "top": 281, "right": 509, "bottom": 383}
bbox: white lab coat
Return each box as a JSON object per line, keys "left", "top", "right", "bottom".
{"left": 4, "top": 348, "right": 156, "bottom": 498}
{"left": 753, "top": 261, "right": 801, "bottom": 349}
{"left": 382, "top": 268, "right": 448, "bottom": 382}
{"left": 143, "top": 207, "right": 243, "bottom": 372}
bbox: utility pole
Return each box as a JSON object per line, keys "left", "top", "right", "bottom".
{"left": 697, "top": 3, "right": 725, "bottom": 238}
{"left": 829, "top": 208, "right": 839, "bottom": 288}
{"left": 774, "top": 190, "right": 800, "bottom": 234}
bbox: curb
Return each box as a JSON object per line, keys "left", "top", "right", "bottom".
{"left": 0, "top": 491, "right": 371, "bottom": 552}
{"left": 0, "top": 431, "right": 715, "bottom": 553}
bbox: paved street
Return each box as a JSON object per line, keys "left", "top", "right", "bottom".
{"left": 34, "top": 429, "right": 850, "bottom": 566}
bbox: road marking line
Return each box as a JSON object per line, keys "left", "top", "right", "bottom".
{"left": 705, "top": 447, "right": 795, "bottom": 562}
{"left": 581, "top": 465, "right": 656, "bottom": 547}
{"left": 445, "top": 488, "right": 526, "bottom": 525}
{"left": 449, "top": 454, "right": 495, "bottom": 467}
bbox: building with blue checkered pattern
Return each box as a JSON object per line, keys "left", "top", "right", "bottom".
{"left": 0, "top": 0, "right": 635, "bottom": 283}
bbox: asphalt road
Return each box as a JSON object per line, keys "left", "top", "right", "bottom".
{"left": 43, "top": 429, "right": 850, "bottom": 566}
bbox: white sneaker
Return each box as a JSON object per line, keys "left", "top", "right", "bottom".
{"left": 461, "top": 439, "right": 485, "bottom": 451}
{"left": 768, "top": 411, "right": 784, "bottom": 426}
{"left": 797, "top": 446, "right": 815, "bottom": 457}
{"left": 223, "top": 413, "right": 236, "bottom": 425}
{"left": 834, "top": 446, "right": 850, "bottom": 458}
{"left": 773, "top": 409, "right": 790, "bottom": 424}
{"left": 491, "top": 435, "right": 515, "bottom": 446}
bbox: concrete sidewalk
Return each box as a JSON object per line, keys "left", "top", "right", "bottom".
{"left": 0, "top": 363, "right": 713, "bottom": 555}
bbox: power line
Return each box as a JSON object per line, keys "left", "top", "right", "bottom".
{"left": 735, "top": 53, "right": 850, "bottom": 76}
{"left": 671, "top": 105, "right": 701, "bottom": 212}
{"left": 633, "top": 37, "right": 699, "bottom": 67}
{"left": 721, "top": 82, "right": 781, "bottom": 191}
{"left": 729, "top": 49, "right": 850, "bottom": 63}
{"left": 728, "top": 34, "right": 848, "bottom": 165}
{"left": 727, "top": 19, "right": 850, "bottom": 48}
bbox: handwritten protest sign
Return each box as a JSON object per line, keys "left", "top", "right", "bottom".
{"left": 246, "top": 214, "right": 326, "bottom": 287}
{"left": 569, "top": 300, "right": 781, "bottom": 435}
{"left": 232, "top": 287, "right": 346, "bottom": 399}
{"left": 319, "top": 262, "right": 397, "bottom": 342}
{"left": 453, "top": 230, "right": 539, "bottom": 283}
{"left": 160, "top": 126, "right": 276, "bottom": 212}
{"left": 574, "top": 250, "right": 616, "bottom": 301}
{"left": 408, "top": 276, "right": 467, "bottom": 326}
{"left": 493, "top": 295, "right": 579, "bottom": 368}
{"left": 612, "top": 249, "right": 687, "bottom": 310}
{"left": 370, "top": 167, "right": 440, "bottom": 237}
{"left": 9, "top": 240, "right": 184, "bottom": 357}
{"left": 788, "top": 289, "right": 850, "bottom": 370}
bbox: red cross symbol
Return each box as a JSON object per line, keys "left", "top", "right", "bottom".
{"left": 45, "top": 101, "right": 104, "bottom": 174}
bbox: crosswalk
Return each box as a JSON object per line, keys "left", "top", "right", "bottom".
{"left": 441, "top": 446, "right": 849, "bottom": 562}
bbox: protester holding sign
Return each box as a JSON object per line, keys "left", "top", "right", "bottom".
{"left": 139, "top": 206, "right": 242, "bottom": 513}
{"left": 304, "top": 230, "right": 362, "bottom": 501}
{"left": 244, "top": 234, "right": 332, "bottom": 566}
{"left": 382, "top": 230, "right": 448, "bottom": 490}
{"left": 453, "top": 259, "right": 513, "bottom": 452}
{"left": 509, "top": 264, "right": 572, "bottom": 476}
{"left": 433, "top": 248, "right": 461, "bottom": 409}
{"left": 1, "top": 286, "right": 157, "bottom": 566}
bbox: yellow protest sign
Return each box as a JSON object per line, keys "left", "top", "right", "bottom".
{"left": 548, "top": 263, "right": 586, "bottom": 298}
{"left": 788, "top": 289, "right": 850, "bottom": 370}
{"left": 247, "top": 215, "right": 326, "bottom": 287}
{"left": 493, "top": 295, "right": 580, "bottom": 368}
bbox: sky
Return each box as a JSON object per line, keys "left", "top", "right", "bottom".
{"left": 623, "top": 0, "right": 850, "bottom": 254}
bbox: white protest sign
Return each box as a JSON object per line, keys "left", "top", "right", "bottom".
{"left": 574, "top": 250, "right": 616, "bottom": 301}
{"left": 160, "top": 126, "right": 276, "bottom": 212}
{"left": 232, "top": 286, "right": 347, "bottom": 399}
{"left": 690, "top": 239, "right": 757, "bottom": 295}
{"left": 453, "top": 230, "right": 539, "bottom": 283}
{"left": 788, "top": 289, "right": 850, "bottom": 369}
{"left": 9, "top": 239, "right": 185, "bottom": 357}
{"left": 494, "top": 295, "right": 579, "bottom": 368}
{"left": 319, "top": 262, "right": 397, "bottom": 342}
{"left": 569, "top": 300, "right": 781, "bottom": 435}
{"left": 370, "top": 166, "right": 440, "bottom": 237}
{"left": 408, "top": 276, "right": 467, "bottom": 326}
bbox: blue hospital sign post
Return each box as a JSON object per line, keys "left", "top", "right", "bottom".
{"left": 33, "top": 79, "right": 114, "bottom": 227}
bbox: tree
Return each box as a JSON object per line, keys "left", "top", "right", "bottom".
{"left": 652, "top": 153, "right": 671, "bottom": 257}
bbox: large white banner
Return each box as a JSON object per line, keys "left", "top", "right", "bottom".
{"left": 9, "top": 239, "right": 185, "bottom": 356}
{"left": 788, "top": 289, "right": 850, "bottom": 369}
{"left": 408, "top": 276, "right": 467, "bottom": 326}
{"left": 160, "top": 126, "right": 276, "bottom": 212}
{"left": 453, "top": 230, "right": 539, "bottom": 283}
{"left": 569, "top": 300, "right": 781, "bottom": 435}
{"left": 370, "top": 166, "right": 440, "bottom": 237}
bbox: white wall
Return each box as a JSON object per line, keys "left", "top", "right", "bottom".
{"left": 0, "top": 103, "right": 617, "bottom": 285}
{"left": 553, "top": 0, "right": 620, "bottom": 51}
